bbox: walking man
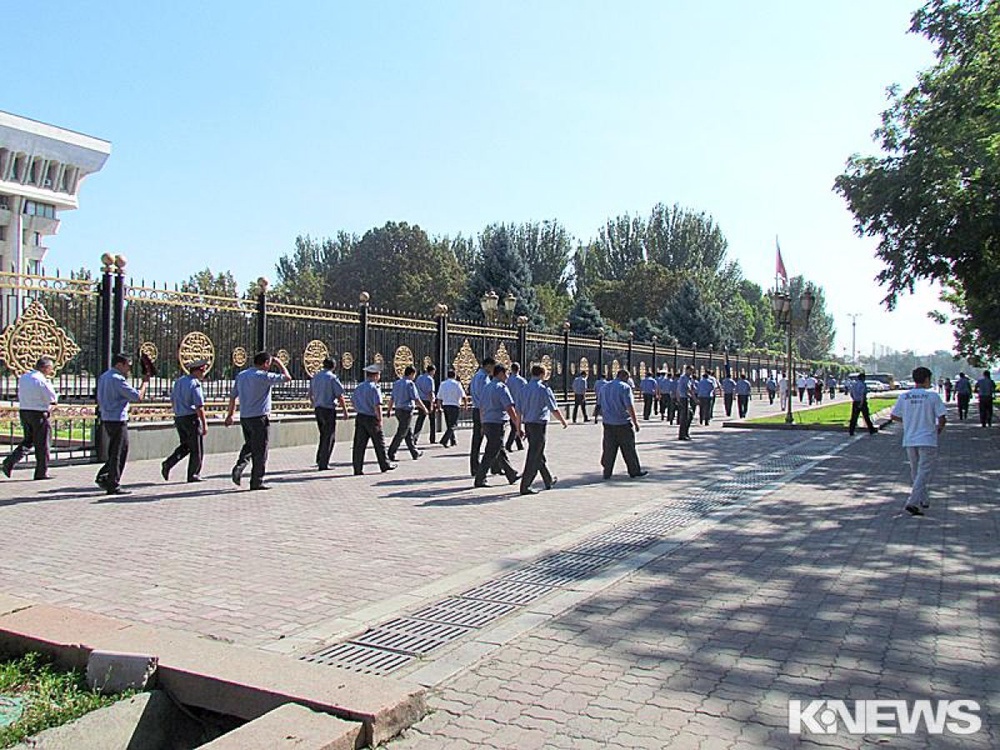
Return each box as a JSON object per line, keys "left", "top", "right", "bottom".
{"left": 412, "top": 364, "right": 437, "bottom": 445}
{"left": 778, "top": 372, "right": 789, "bottom": 410}
{"left": 473, "top": 363, "right": 521, "bottom": 488}
{"left": 826, "top": 374, "right": 838, "bottom": 400}
{"left": 696, "top": 371, "right": 715, "bottom": 425}
{"left": 352, "top": 364, "right": 397, "bottom": 475}
{"left": 804, "top": 373, "right": 817, "bottom": 405}
{"left": 96, "top": 353, "right": 150, "bottom": 495}
{"left": 797, "top": 374, "right": 807, "bottom": 402}
{"left": 735, "top": 372, "right": 752, "bottom": 418}
{"left": 387, "top": 366, "right": 429, "bottom": 461}
{"left": 437, "top": 369, "right": 465, "bottom": 447}
{"left": 2, "top": 356, "right": 58, "bottom": 480}
{"left": 593, "top": 370, "right": 609, "bottom": 422}
{"left": 519, "top": 364, "right": 568, "bottom": 495}
{"left": 309, "top": 357, "right": 349, "bottom": 471}
{"left": 677, "top": 365, "right": 695, "bottom": 441}
{"left": 505, "top": 362, "right": 527, "bottom": 451}
{"left": 640, "top": 370, "right": 657, "bottom": 420}
{"left": 848, "top": 371, "right": 878, "bottom": 436}
{"left": 954, "top": 372, "right": 973, "bottom": 421}
{"left": 469, "top": 357, "right": 494, "bottom": 477}
{"left": 600, "top": 369, "right": 646, "bottom": 479}
{"left": 721, "top": 372, "right": 736, "bottom": 417}
{"left": 571, "top": 370, "right": 589, "bottom": 423}
{"left": 891, "top": 366, "right": 946, "bottom": 516}
{"left": 656, "top": 369, "right": 673, "bottom": 423}
{"left": 161, "top": 358, "right": 209, "bottom": 483}
{"left": 765, "top": 375, "right": 777, "bottom": 405}
{"left": 975, "top": 369, "right": 995, "bottom": 427}
{"left": 225, "top": 351, "right": 292, "bottom": 490}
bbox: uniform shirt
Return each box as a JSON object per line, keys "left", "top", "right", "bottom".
{"left": 17, "top": 369, "right": 58, "bottom": 412}
{"left": 437, "top": 378, "right": 465, "bottom": 407}
{"left": 696, "top": 377, "right": 715, "bottom": 398}
{"left": 601, "top": 379, "right": 634, "bottom": 425}
{"left": 309, "top": 370, "right": 345, "bottom": 409}
{"left": 507, "top": 373, "right": 528, "bottom": 410}
{"left": 480, "top": 380, "right": 514, "bottom": 424}
{"left": 572, "top": 375, "right": 587, "bottom": 395}
{"left": 804, "top": 376, "right": 817, "bottom": 390}
{"left": 469, "top": 368, "right": 491, "bottom": 408}
{"left": 640, "top": 376, "right": 657, "bottom": 395}
{"left": 352, "top": 379, "right": 383, "bottom": 416}
{"left": 826, "top": 377, "right": 838, "bottom": 389}
{"left": 850, "top": 379, "right": 868, "bottom": 402}
{"left": 778, "top": 377, "right": 789, "bottom": 393}
{"left": 975, "top": 376, "right": 995, "bottom": 401}
{"left": 766, "top": 378, "right": 777, "bottom": 392}
{"left": 796, "top": 377, "right": 807, "bottom": 390}
{"left": 891, "top": 388, "right": 946, "bottom": 448}
{"left": 656, "top": 374, "right": 671, "bottom": 397}
{"left": 721, "top": 377, "right": 736, "bottom": 394}
{"left": 735, "top": 378, "right": 752, "bottom": 396}
{"left": 677, "top": 374, "right": 693, "bottom": 400}
{"left": 391, "top": 378, "right": 419, "bottom": 411}
{"left": 231, "top": 368, "right": 286, "bottom": 418}
{"left": 97, "top": 369, "right": 141, "bottom": 422}
{"left": 171, "top": 375, "right": 205, "bottom": 417}
{"left": 594, "top": 378, "right": 609, "bottom": 403}
{"left": 520, "top": 378, "right": 558, "bottom": 423}
{"left": 955, "top": 376, "right": 973, "bottom": 396}
{"left": 415, "top": 373, "right": 436, "bottom": 402}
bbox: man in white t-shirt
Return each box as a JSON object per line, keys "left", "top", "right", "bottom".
{"left": 890, "top": 366, "right": 946, "bottom": 517}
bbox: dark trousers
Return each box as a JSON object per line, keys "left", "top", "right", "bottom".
{"left": 3, "top": 410, "right": 50, "bottom": 479}
{"left": 829, "top": 387, "right": 836, "bottom": 399}
{"left": 601, "top": 423, "right": 642, "bottom": 478}
{"left": 642, "top": 393, "right": 654, "bottom": 420}
{"left": 235, "top": 415, "right": 269, "bottom": 488}
{"left": 164, "top": 414, "right": 203, "bottom": 480}
{"left": 572, "top": 394, "right": 588, "bottom": 422}
{"left": 944, "top": 388, "right": 952, "bottom": 402}
{"left": 660, "top": 395, "right": 672, "bottom": 422}
{"left": 505, "top": 419, "right": 524, "bottom": 451}
{"left": 814, "top": 385, "right": 823, "bottom": 403}
{"left": 957, "top": 393, "right": 971, "bottom": 420}
{"left": 353, "top": 414, "right": 391, "bottom": 473}
{"left": 474, "top": 422, "right": 518, "bottom": 485}
{"left": 413, "top": 400, "right": 436, "bottom": 443}
{"left": 470, "top": 409, "right": 484, "bottom": 476}
{"left": 678, "top": 399, "right": 693, "bottom": 438}
{"left": 978, "top": 398, "right": 993, "bottom": 427}
{"left": 698, "top": 396, "right": 712, "bottom": 425}
{"left": 723, "top": 392, "right": 734, "bottom": 417}
{"left": 798, "top": 387, "right": 805, "bottom": 402}
{"left": 440, "top": 405, "right": 459, "bottom": 446}
{"left": 97, "top": 421, "right": 129, "bottom": 491}
{"left": 313, "top": 407, "right": 337, "bottom": 469}
{"left": 767, "top": 389, "right": 776, "bottom": 405}
{"left": 388, "top": 409, "right": 419, "bottom": 459}
{"left": 520, "top": 422, "right": 553, "bottom": 492}
{"left": 849, "top": 400, "right": 876, "bottom": 435}
{"left": 737, "top": 394, "right": 749, "bottom": 418}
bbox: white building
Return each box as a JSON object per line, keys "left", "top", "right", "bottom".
{"left": 0, "top": 110, "right": 110, "bottom": 278}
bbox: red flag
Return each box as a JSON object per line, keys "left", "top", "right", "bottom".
{"left": 775, "top": 237, "right": 788, "bottom": 287}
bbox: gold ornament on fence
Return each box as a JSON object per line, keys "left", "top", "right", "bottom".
{"left": 579, "top": 356, "right": 589, "bottom": 374}
{"left": 0, "top": 300, "right": 81, "bottom": 376}
{"left": 639, "top": 361, "right": 647, "bottom": 379}
{"left": 341, "top": 351, "right": 354, "bottom": 371}
{"left": 232, "top": 347, "right": 248, "bottom": 368}
{"left": 178, "top": 331, "right": 215, "bottom": 374}
{"left": 423, "top": 355, "right": 433, "bottom": 369}
{"left": 453, "top": 339, "right": 478, "bottom": 388}
{"left": 612, "top": 358, "right": 621, "bottom": 374}
{"left": 495, "top": 343, "right": 512, "bottom": 369}
{"left": 275, "top": 349, "right": 290, "bottom": 367}
{"left": 393, "top": 345, "right": 414, "bottom": 378}
{"left": 373, "top": 352, "right": 384, "bottom": 366}
{"left": 540, "top": 354, "right": 553, "bottom": 380}
{"left": 303, "top": 340, "right": 329, "bottom": 377}
{"left": 139, "top": 341, "right": 158, "bottom": 364}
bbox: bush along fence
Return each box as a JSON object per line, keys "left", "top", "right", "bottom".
{"left": 0, "top": 255, "right": 851, "bottom": 463}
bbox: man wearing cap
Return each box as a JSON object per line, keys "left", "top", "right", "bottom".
{"left": 96, "top": 353, "right": 150, "bottom": 495}
{"left": 468, "top": 356, "right": 495, "bottom": 477}
{"left": 225, "top": 351, "right": 292, "bottom": 490}
{"left": 2, "top": 356, "right": 58, "bottom": 480}
{"left": 352, "top": 364, "right": 397, "bottom": 474}
{"left": 387, "top": 365, "right": 428, "bottom": 461}
{"left": 309, "top": 357, "right": 349, "bottom": 471}
{"left": 519, "top": 364, "right": 568, "bottom": 495}
{"left": 161, "top": 358, "right": 209, "bottom": 483}
{"left": 473, "top": 363, "right": 521, "bottom": 488}
{"left": 601, "top": 369, "right": 646, "bottom": 479}
{"left": 412, "top": 364, "right": 438, "bottom": 446}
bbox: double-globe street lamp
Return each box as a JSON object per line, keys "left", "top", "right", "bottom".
{"left": 480, "top": 290, "right": 518, "bottom": 325}
{"left": 770, "top": 287, "right": 815, "bottom": 425}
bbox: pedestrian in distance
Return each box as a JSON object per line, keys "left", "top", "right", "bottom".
{"left": 95, "top": 353, "right": 150, "bottom": 495}
{"left": 351, "top": 363, "right": 397, "bottom": 475}
{"left": 975, "top": 369, "right": 995, "bottom": 427}
{"left": 571, "top": 370, "right": 589, "bottom": 423}
{"left": 943, "top": 377, "right": 953, "bottom": 402}
{"left": 676, "top": 365, "right": 696, "bottom": 441}
{"left": 778, "top": 372, "right": 790, "bottom": 411}
{"left": 437, "top": 369, "right": 466, "bottom": 447}
{"left": 826, "top": 374, "right": 838, "bottom": 400}
{"left": 797, "top": 374, "right": 807, "bottom": 402}
{"left": 2, "top": 356, "right": 58, "bottom": 480}
{"left": 600, "top": 369, "right": 646, "bottom": 479}
{"left": 640, "top": 371, "right": 657, "bottom": 420}
{"left": 721, "top": 372, "right": 736, "bottom": 417}
{"left": 472, "top": 363, "right": 522, "bottom": 488}
{"left": 954, "top": 372, "right": 973, "bottom": 421}
{"left": 804, "top": 373, "right": 817, "bottom": 405}
{"left": 696, "top": 371, "right": 715, "bottom": 425}
{"left": 387, "top": 365, "right": 429, "bottom": 461}
{"left": 848, "top": 371, "right": 878, "bottom": 436}
{"left": 225, "top": 350, "right": 292, "bottom": 490}
{"left": 505, "top": 362, "right": 527, "bottom": 451}
{"left": 468, "top": 356, "right": 495, "bottom": 477}
{"left": 735, "top": 372, "right": 752, "bottom": 419}
{"left": 309, "top": 357, "right": 350, "bottom": 471}
{"left": 890, "top": 366, "right": 946, "bottom": 516}
{"left": 765, "top": 374, "right": 777, "bottom": 405}
{"left": 519, "top": 364, "right": 568, "bottom": 495}
{"left": 412, "top": 364, "right": 438, "bottom": 445}
{"left": 161, "top": 358, "right": 209, "bottom": 483}
{"left": 656, "top": 369, "right": 673, "bottom": 423}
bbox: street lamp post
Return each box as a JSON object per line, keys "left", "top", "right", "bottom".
{"left": 771, "top": 287, "right": 816, "bottom": 425}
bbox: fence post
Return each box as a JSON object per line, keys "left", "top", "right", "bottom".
{"left": 651, "top": 336, "right": 658, "bottom": 373}
{"left": 627, "top": 331, "right": 634, "bottom": 372}
{"left": 358, "top": 291, "right": 370, "bottom": 380}
{"left": 98, "top": 253, "right": 114, "bottom": 373}
{"left": 516, "top": 315, "right": 528, "bottom": 366}
{"left": 562, "top": 321, "right": 570, "bottom": 401}
{"left": 435, "top": 303, "right": 449, "bottom": 386}
{"left": 597, "top": 328, "right": 605, "bottom": 379}
{"left": 673, "top": 342, "right": 678, "bottom": 373}
{"left": 111, "top": 255, "right": 126, "bottom": 356}
{"left": 255, "top": 277, "right": 268, "bottom": 353}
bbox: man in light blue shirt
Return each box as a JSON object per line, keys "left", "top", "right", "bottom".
{"left": 735, "top": 373, "right": 752, "bottom": 419}
{"left": 473, "top": 363, "right": 521, "bottom": 487}
{"left": 225, "top": 351, "right": 291, "bottom": 490}
{"left": 766, "top": 375, "right": 777, "bottom": 405}
{"left": 696, "top": 373, "right": 716, "bottom": 425}
{"left": 96, "top": 353, "right": 150, "bottom": 495}
{"left": 468, "top": 357, "right": 495, "bottom": 477}
{"left": 720, "top": 374, "right": 736, "bottom": 417}
{"left": 519, "top": 364, "right": 568, "bottom": 495}
{"left": 352, "top": 363, "right": 396, "bottom": 475}
{"left": 601, "top": 370, "right": 645, "bottom": 479}
{"left": 676, "top": 365, "right": 695, "bottom": 441}
{"left": 639, "top": 372, "right": 657, "bottom": 420}
{"left": 161, "top": 358, "right": 209, "bottom": 483}
{"left": 413, "top": 364, "right": 438, "bottom": 445}
{"left": 594, "top": 371, "right": 609, "bottom": 423}
{"left": 387, "top": 365, "right": 429, "bottom": 461}
{"left": 848, "top": 372, "right": 878, "bottom": 436}
{"left": 656, "top": 370, "right": 673, "bottom": 424}
{"left": 310, "top": 357, "right": 349, "bottom": 471}
{"left": 505, "top": 362, "right": 528, "bottom": 451}
{"left": 571, "top": 372, "right": 589, "bottom": 423}
{"left": 3, "top": 356, "right": 58, "bottom": 481}
{"left": 975, "top": 370, "right": 994, "bottom": 427}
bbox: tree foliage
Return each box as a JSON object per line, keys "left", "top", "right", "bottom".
{"left": 566, "top": 293, "right": 606, "bottom": 336}
{"left": 658, "top": 278, "right": 724, "bottom": 347}
{"left": 458, "top": 223, "right": 544, "bottom": 327}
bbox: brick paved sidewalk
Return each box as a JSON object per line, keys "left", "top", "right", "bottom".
{"left": 388, "top": 406, "right": 999, "bottom": 749}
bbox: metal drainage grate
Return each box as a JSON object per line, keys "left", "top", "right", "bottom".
{"left": 566, "top": 535, "right": 659, "bottom": 559}
{"left": 302, "top": 642, "right": 414, "bottom": 675}
{"left": 459, "top": 579, "right": 556, "bottom": 606}
{"left": 409, "top": 598, "right": 516, "bottom": 629}
{"left": 351, "top": 617, "right": 471, "bottom": 655}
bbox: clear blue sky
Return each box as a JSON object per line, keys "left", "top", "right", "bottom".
{"left": 5, "top": 0, "right": 948, "bottom": 357}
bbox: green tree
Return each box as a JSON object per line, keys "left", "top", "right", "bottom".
{"left": 658, "top": 278, "right": 724, "bottom": 347}
{"left": 834, "top": 0, "right": 1000, "bottom": 360}
{"left": 515, "top": 220, "right": 573, "bottom": 292}
{"left": 645, "top": 203, "right": 729, "bottom": 273}
{"left": 594, "top": 213, "right": 647, "bottom": 280}
{"left": 181, "top": 268, "right": 239, "bottom": 298}
{"left": 567, "top": 293, "right": 606, "bottom": 336}
{"left": 787, "top": 276, "right": 836, "bottom": 360}
{"left": 627, "top": 316, "right": 667, "bottom": 343}
{"left": 459, "top": 223, "right": 544, "bottom": 327}
{"left": 534, "top": 284, "right": 573, "bottom": 329}
{"left": 591, "top": 261, "right": 681, "bottom": 327}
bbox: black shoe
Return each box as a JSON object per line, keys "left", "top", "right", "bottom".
{"left": 411, "top": 450, "right": 424, "bottom": 460}
{"left": 474, "top": 480, "right": 488, "bottom": 488}
{"left": 520, "top": 488, "right": 538, "bottom": 496}
{"left": 1, "top": 462, "right": 11, "bottom": 478}
{"left": 602, "top": 473, "right": 612, "bottom": 480}
{"left": 249, "top": 484, "right": 271, "bottom": 491}
{"left": 919, "top": 501, "right": 929, "bottom": 509}
{"left": 160, "top": 462, "right": 170, "bottom": 481}
{"left": 106, "top": 488, "right": 131, "bottom": 496}
{"left": 231, "top": 464, "right": 245, "bottom": 486}
{"left": 388, "top": 453, "right": 397, "bottom": 463}
{"left": 508, "top": 473, "right": 521, "bottom": 485}
{"left": 187, "top": 476, "right": 203, "bottom": 483}
{"left": 96, "top": 476, "right": 109, "bottom": 489}
{"left": 318, "top": 466, "right": 331, "bottom": 471}
{"left": 545, "top": 476, "right": 558, "bottom": 490}
{"left": 905, "top": 505, "right": 924, "bottom": 516}
{"left": 630, "top": 470, "right": 649, "bottom": 478}
{"left": 33, "top": 475, "right": 53, "bottom": 480}
{"left": 353, "top": 470, "right": 364, "bottom": 476}
{"left": 382, "top": 463, "right": 398, "bottom": 472}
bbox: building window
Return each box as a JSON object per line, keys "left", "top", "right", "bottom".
{"left": 22, "top": 201, "right": 56, "bottom": 219}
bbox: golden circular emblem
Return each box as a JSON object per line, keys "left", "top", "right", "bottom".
{"left": 139, "top": 341, "right": 158, "bottom": 363}
{"left": 0, "top": 300, "right": 81, "bottom": 376}
{"left": 232, "top": 347, "right": 248, "bottom": 368}
{"left": 303, "top": 340, "right": 329, "bottom": 377}
{"left": 178, "top": 331, "right": 215, "bottom": 374}
{"left": 341, "top": 351, "right": 354, "bottom": 371}
{"left": 275, "top": 349, "right": 290, "bottom": 367}
{"left": 393, "top": 345, "right": 414, "bottom": 378}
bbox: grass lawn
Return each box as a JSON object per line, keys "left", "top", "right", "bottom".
{"left": 747, "top": 395, "right": 897, "bottom": 427}
{"left": 0, "top": 653, "right": 124, "bottom": 748}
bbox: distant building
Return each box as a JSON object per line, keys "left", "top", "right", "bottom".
{"left": 0, "top": 110, "right": 110, "bottom": 279}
